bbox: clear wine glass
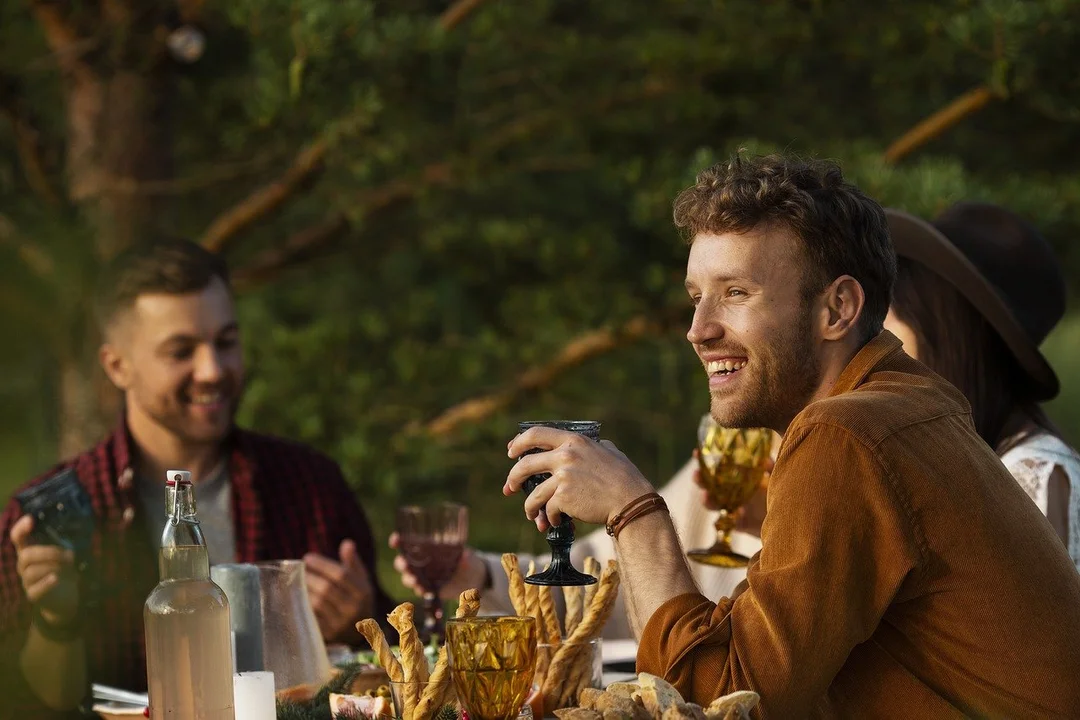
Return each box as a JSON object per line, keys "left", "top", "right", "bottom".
{"left": 396, "top": 502, "right": 469, "bottom": 643}
{"left": 516, "top": 421, "right": 600, "bottom": 587}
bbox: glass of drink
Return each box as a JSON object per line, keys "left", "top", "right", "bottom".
{"left": 686, "top": 415, "right": 773, "bottom": 567}
{"left": 396, "top": 502, "right": 469, "bottom": 643}
{"left": 516, "top": 421, "right": 600, "bottom": 587}
{"left": 446, "top": 616, "right": 537, "bottom": 720}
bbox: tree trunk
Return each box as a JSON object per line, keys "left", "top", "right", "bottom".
{"left": 57, "top": 355, "right": 118, "bottom": 459}
{"left": 45, "top": 4, "right": 174, "bottom": 456}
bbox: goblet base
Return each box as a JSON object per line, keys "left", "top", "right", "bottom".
{"left": 686, "top": 544, "right": 751, "bottom": 568}
{"left": 524, "top": 565, "right": 597, "bottom": 587}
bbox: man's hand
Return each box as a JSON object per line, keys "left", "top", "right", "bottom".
{"left": 10, "top": 515, "right": 79, "bottom": 624}
{"left": 304, "top": 539, "right": 374, "bottom": 641}
{"left": 504, "top": 426, "right": 654, "bottom": 530}
{"left": 389, "top": 533, "right": 488, "bottom": 600}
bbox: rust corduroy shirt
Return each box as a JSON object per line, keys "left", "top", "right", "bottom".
{"left": 637, "top": 332, "right": 1080, "bottom": 718}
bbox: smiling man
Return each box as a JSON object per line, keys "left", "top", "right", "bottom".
{"left": 0, "top": 239, "right": 394, "bottom": 716}
{"left": 504, "top": 154, "right": 1080, "bottom": 717}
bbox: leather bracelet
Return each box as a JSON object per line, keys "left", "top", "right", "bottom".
{"left": 606, "top": 492, "right": 668, "bottom": 539}
{"left": 31, "top": 605, "right": 83, "bottom": 644}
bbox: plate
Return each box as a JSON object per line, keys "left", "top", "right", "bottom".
{"left": 92, "top": 702, "right": 146, "bottom": 717}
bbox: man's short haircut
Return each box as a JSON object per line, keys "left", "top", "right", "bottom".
{"left": 95, "top": 237, "right": 231, "bottom": 332}
{"left": 672, "top": 152, "right": 896, "bottom": 339}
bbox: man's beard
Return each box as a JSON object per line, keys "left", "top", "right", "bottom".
{"left": 710, "top": 309, "right": 822, "bottom": 431}
{"left": 146, "top": 382, "right": 242, "bottom": 446}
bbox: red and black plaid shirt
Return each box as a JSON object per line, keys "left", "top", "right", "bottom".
{"left": 0, "top": 418, "right": 395, "bottom": 717}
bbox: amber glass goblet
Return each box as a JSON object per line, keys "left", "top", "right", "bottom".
{"left": 686, "top": 416, "right": 773, "bottom": 567}
{"left": 446, "top": 616, "right": 538, "bottom": 720}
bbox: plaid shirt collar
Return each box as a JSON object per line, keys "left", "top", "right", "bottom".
{"left": 105, "top": 414, "right": 263, "bottom": 560}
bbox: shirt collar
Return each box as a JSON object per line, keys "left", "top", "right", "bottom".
{"left": 108, "top": 412, "right": 249, "bottom": 486}
{"left": 828, "top": 330, "right": 905, "bottom": 398}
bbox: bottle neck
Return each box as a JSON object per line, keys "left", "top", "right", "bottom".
{"left": 159, "top": 480, "right": 209, "bottom": 580}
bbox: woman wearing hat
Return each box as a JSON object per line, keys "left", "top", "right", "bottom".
{"left": 884, "top": 202, "right": 1080, "bottom": 568}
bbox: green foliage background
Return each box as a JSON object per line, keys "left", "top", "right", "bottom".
{"left": 2, "top": 0, "right": 1080, "bottom": 596}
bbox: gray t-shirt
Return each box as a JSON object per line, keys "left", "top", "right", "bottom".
{"left": 137, "top": 461, "right": 237, "bottom": 566}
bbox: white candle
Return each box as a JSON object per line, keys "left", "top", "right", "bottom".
{"left": 233, "top": 671, "right": 276, "bottom": 720}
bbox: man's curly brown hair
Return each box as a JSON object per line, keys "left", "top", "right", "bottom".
{"left": 673, "top": 152, "right": 896, "bottom": 339}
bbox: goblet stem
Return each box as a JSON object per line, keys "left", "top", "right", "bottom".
{"left": 713, "top": 509, "right": 736, "bottom": 553}
{"left": 421, "top": 591, "right": 443, "bottom": 644}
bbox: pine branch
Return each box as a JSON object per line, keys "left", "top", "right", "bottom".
{"left": 199, "top": 4, "right": 482, "bottom": 255}
{"left": 200, "top": 140, "right": 328, "bottom": 253}
{"left": 0, "top": 73, "right": 62, "bottom": 207}
{"left": 28, "top": 1, "right": 97, "bottom": 84}
{"left": 438, "top": 0, "right": 489, "bottom": 30}
{"left": 28, "top": 1, "right": 105, "bottom": 202}
{"left": 883, "top": 85, "right": 998, "bottom": 164}
{"left": 231, "top": 162, "right": 453, "bottom": 286}
{"left": 420, "top": 312, "right": 685, "bottom": 438}
{"left": 232, "top": 213, "right": 349, "bottom": 288}
{"left": 0, "top": 213, "right": 54, "bottom": 278}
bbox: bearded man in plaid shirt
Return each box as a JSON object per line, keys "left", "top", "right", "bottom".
{"left": 0, "top": 239, "right": 396, "bottom": 717}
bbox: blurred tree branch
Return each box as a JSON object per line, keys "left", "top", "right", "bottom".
{"left": 417, "top": 310, "right": 686, "bottom": 439}
{"left": 884, "top": 86, "right": 998, "bottom": 163}
{"left": 0, "top": 72, "right": 62, "bottom": 206}
{"left": 199, "top": 140, "right": 328, "bottom": 253}
{"left": 439, "top": 0, "right": 489, "bottom": 30}
{"left": 0, "top": 213, "right": 54, "bottom": 278}
{"left": 103, "top": 154, "right": 281, "bottom": 196}
{"left": 231, "top": 162, "right": 453, "bottom": 286}
{"left": 232, "top": 213, "right": 349, "bottom": 288}
{"left": 200, "top": 1, "right": 491, "bottom": 256}
{"left": 230, "top": 153, "right": 598, "bottom": 286}
{"left": 28, "top": 0, "right": 105, "bottom": 202}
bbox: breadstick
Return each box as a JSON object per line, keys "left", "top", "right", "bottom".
{"left": 542, "top": 561, "right": 620, "bottom": 709}
{"left": 539, "top": 585, "right": 562, "bottom": 645}
{"left": 563, "top": 585, "right": 584, "bottom": 636}
{"left": 414, "top": 645, "right": 450, "bottom": 720}
{"left": 501, "top": 554, "right": 528, "bottom": 617}
{"left": 456, "top": 587, "right": 481, "bottom": 618}
{"left": 583, "top": 556, "right": 601, "bottom": 608}
{"left": 355, "top": 618, "right": 404, "bottom": 683}
{"left": 558, "top": 643, "right": 598, "bottom": 709}
{"left": 525, "top": 560, "right": 541, "bottom": 622}
{"left": 566, "top": 561, "right": 619, "bottom": 644}
{"left": 387, "top": 603, "right": 428, "bottom": 719}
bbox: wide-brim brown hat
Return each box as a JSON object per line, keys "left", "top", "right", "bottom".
{"left": 886, "top": 202, "right": 1066, "bottom": 401}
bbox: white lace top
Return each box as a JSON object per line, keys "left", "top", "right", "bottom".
{"left": 1000, "top": 432, "right": 1080, "bottom": 570}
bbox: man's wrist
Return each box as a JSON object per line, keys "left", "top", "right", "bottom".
{"left": 606, "top": 492, "right": 668, "bottom": 540}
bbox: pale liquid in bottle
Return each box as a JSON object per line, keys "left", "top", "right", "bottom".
{"left": 145, "top": 472, "right": 235, "bottom": 720}
{"left": 145, "top": 546, "right": 234, "bottom": 719}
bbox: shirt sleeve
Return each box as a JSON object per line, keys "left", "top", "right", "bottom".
{"left": 0, "top": 496, "right": 29, "bottom": 642}
{"left": 0, "top": 494, "right": 78, "bottom": 719}
{"left": 636, "top": 423, "right": 922, "bottom": 716}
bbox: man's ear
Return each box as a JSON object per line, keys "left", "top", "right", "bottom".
{"left": 99, "top": 341, "right": 132, "bottom": 391}
{"left": 818, "top": 275, "right": 865, "bottom": 341}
